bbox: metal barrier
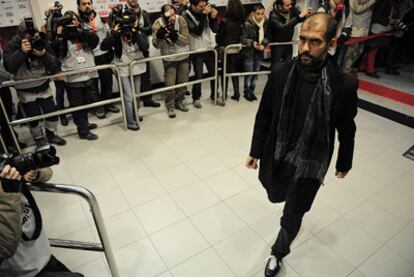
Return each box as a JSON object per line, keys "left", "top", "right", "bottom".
{"left": 222, "top": 41, "right": 299, "bottom": 100}
{"left": 29, "top": 182, "right": 119, "bottom": 277}
{"left": 128, "top": 48, "right": 220, "bottom": 120}
{"left": 0, "top": 64, "right": 127, "bottom": 153}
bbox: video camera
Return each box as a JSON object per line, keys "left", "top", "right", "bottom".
{"left": 24, "top": 17, "right": 47, "bottom": 51}
{"left": 45, "top": 1, "right": 77, "bottom": 39}
{"left": 0, "top": 145, "right": 60, "bottom": 176}
{"left": 110, "top": 5, "right": 138, "bottom": 39}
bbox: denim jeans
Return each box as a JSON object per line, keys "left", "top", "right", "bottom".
{"left": 243, "top": 56, "right": 262, "bottom": 95}
{"left": 121, "top": 75, "right": 141, "bottom": 127}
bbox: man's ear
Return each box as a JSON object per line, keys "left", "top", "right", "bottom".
{"left": 328, "top": 37, "right": 337, "bottom": 51}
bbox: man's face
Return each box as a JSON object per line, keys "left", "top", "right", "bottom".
{"left": 192, "top": 1, "right": 207, "bottom": 14}
{"left": 253, "top": 8, "right": 265, "bottom": 23}
{"left": 78, "top": 0, "right": 93, "bottom": 14}
{"left": 128, "top": 0, "right": 139, "bottom": 8}
{"left": 298, "top": 20, "right": 334, "bottom": 67}
{"left": 278, "top": 0, "right": 292, "bottom": 13}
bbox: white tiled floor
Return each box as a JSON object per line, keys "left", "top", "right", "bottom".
{"left": 30, "top": 78, "right": 414, "bottom": 277}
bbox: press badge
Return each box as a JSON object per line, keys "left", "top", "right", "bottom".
{"left": 77, "top": 56, "right": 86, "bottom": 64}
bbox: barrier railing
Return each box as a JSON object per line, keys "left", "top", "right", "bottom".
{"left": 128, "top": 48, "right": 220, "bottom": 120}
{"left": 29, "top": 182, "right": 120, "bottom": 277}
{"left": 222, "top": 41, "right": 299, "bottom": 100}
{"left": 0, "top": 64, "right": 127, "bottom": 153}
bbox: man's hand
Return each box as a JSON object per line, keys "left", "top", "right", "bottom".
{"left": 21, "top": 39, "right": 32, "bottom": 53}
{"left": 32, "top": 49, "right": 46, "bottom": 57}
{"left": 299, "top": 8, "right": 312, "bottom": 19}
{"left": 335, "top": 171, "right": 348, "bottom": 178}
{"left": 246, "top": 156, "right": 258, "bottom": 169}
{"left": 210, "top": 6, "right": 218, "bottom": 18}
{"left": 0, "top": 165, "right": 22, "bottom": 192}
{"left": 203, "top": 4, "right": 212, "bottom": 15}
{"left": 113, "top": 24, "right": 122, "bottom": 33}
{"left": 23, "top": 170, "right": 39, "bottom": 182}
{"left": 253, "top": 42, "right": 265, "bottom": 51}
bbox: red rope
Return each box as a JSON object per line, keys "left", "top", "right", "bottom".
{"left": 344, "top": 32, "right": 392, "bottom": 46}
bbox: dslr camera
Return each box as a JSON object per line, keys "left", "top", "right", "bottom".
{"left": 113, "top": 12, "right": 137, "bottom": 39}
{"left": 24, "top": 17, "right": 47, "bottom": 51}
{"left": 0, "top": 145, "right": 60, "bottom": 176}
{"left": 45, "top": 1, "right": 76, "bottom": 39}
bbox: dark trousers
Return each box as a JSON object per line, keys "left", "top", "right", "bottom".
{"left": 191, "top": 52, "right": 216, "bottom": 100}
{"left": 54, "top": 80, "right": 66, "bottom": 110}
{"left": 220, "top": 53, "right": 240, "bottom": 96}
{"left": 267, "top": 163, "right": 321, "bottom": 260}
{"left": 65, "top": 84, "right": 92, "bottom": 136}
{"left": 94, "top": 56, "right": 114, "bottom": 103}
{"left": 0, "top": 87, "right": 17, "bottom": 149}
{"left": 21, "top": 96, "right": 58, "bottom": 128}
{"left": 37, "top": 255, "right": 83, "bottom": 277}
{"left": 386, "top": 36, "right": 401, "bottom": 70}
{"left": 271, "top": 45, "right": 293, "bottom": 64}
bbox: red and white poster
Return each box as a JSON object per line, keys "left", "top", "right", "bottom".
{"left": 95, "top": 0, "right": 169, "bottom": 17}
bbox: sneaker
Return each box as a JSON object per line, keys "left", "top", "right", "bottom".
{"left": 175, "top": 103, "right": 189, "bottom": 112}
{"left": 105, "top": 104, "right": 120, "bottom": 113}
{"left": 127, "top": 124, "right": 140, "bottom": 131}
{"left": 47, "top": 135, "right": 67, "bottom": 146}
{"left": 79, "top": 132, "right": 99, "bottom": 141}
{"left": 168, "top": 108, "right": 176, "bottom": 118}
{"left": 264, "top": 255, "right": 281, "bottom": 277}
{"left": 193, "top": 100, "right": 202, "bottom": 109}
{"left": 95, "top": 109, "right": 106, "bottom": 119}
{"left": 244, "top": 93, "right": 254, "bottom": 102}
{"left": 143, "top": 99, "right": 161, "bottom": 108}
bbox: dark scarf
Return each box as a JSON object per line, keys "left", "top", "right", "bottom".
{"left": 274, "top": 58, "right": 333, "bottom": 183}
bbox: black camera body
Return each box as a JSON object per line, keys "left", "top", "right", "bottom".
{"left": 114, "top": 13, "right": 137, "bottom": 39}
{"left": 0, "top": 145, "right": 60, "bottom": 176}
{"left": 24, "top": 17, "right": 47, "bottom": 51}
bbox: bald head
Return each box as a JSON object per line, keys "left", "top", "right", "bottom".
{"left": 301, "top": 12, "right": 337, "bottom": 42}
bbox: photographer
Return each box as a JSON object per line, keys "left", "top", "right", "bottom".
{"left": 101, "top": 10, "right": 149, "bottom": 131}
{"left": 0, "top": 164, "right": 83, "bottom": 276}
{"left": 152, "top": 4, "right": 190, "bottom": 119}
{"left": 240, "top": 4, "right": 269, "bottom": 101}
{"left": 3, "top": 20, "right": 67, "bottom": 148}
{"left": 183, "top": 0, "right": 222, "bottom": 108}
{"left": 53, "top": 11, "right": 100, "bottom": 141}
{"left": 127, "top": 0, "right": 161, "bottom": 108}
{"left": 77, "top": 0, "right": 118, "bottom": 119}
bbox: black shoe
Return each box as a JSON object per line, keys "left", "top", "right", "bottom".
{"left": 143, "top": 99, "right": 161, "bottom": 108}
{"left": 95, "top": 108, "right": 106, "bottom": 119}
{"left": 366, "top": 72, "right": 380, "bottom": 79}
{"left": 264, "top": 256, "right": 282, "bottom": 277}
{"left": 79, "top": 132, "right": 99, "bottom": 140}
{"left": 127, "top": 124, "right": 140, "bottom": 131}
{"left": 251, "top": 93, "right": 257, "bottom": 101}
{"left": 60, "top": 115, "right": 68, "bottom": 126}
{"left": 244, "top": 93, "right": 254, "bottom": 102}
{"left": 385, "top": 69, "right": 400, "bottom": 75}
{"left": 47, "top": 135, "right": 67, "bottom": 146}
{"left": 105, "top": 104, "right": 120, "bottom": 113}
{"left": 230, "top": 94, "right": 240, "bottom": 101}
{"left": 139, "top": 116, "right": 144, "bottom": 122}
{"left": 88, "top": 123, "right": 97, "bottom": 130}
{"left": 185, "top": 90, "right": 191, "bottom": 96}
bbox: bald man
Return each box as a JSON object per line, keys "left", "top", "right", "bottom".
{"left": 246, "top": 13, "right": 358, "bottom": 276}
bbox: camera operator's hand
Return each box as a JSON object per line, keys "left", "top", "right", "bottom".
{"left": 113, "top": 24, "right": 122, "bottom": 33}
{"left": 23, "top": 170, "right": 40, "bottom": 183}
{"left": 156, "top": 26, "right": 168, "bottom": 39}
{"left": 203, "top": 4, "right": 212, "bottom": 15}
{"left": 210, "top": 6, "right": 218, "bottom": 19}
{"left": 21, "top": 39, "right": 32, "bottom": 54}
{"left": 0, "top": 165, "right": 22, "bottom": 193}
{"left": 169, "top": 29, "right": 179, "bottom": 42}
{"left": 32, "top": 49, "right": 46, "bottom": 57}
{"left": 299, "top": 8, "right": 312, "bottom": 19}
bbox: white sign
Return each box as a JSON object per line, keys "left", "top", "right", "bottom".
{"left": 0, "top": 0, "right": 32, "bottom": 27}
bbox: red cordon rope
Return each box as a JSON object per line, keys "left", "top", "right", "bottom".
{"left": 344, "top": 32, "right": 392, "bottom": 46}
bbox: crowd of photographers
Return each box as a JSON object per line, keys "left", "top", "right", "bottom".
{"left": 0, "top": 0, "right": 413, "bottom": 151}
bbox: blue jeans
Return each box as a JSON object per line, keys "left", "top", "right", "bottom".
{"left": 243, "top": 56, "right": 262, "bottom": 95}
{"left": 121, "top": 75, "right": 141, "bottom": 127}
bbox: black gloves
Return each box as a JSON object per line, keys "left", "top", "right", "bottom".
{"left": 169, "top": 30, "right": 179, "bottom": 42}
{"left": 156, "top": 27, "right": 168, "bottom": 39}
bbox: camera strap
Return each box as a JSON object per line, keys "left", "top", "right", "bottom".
{"left": 90, "top": 16, "right": 97, "bottom": 33}
{"left": 21, "top": 184, "right": 43, "bottom": 242}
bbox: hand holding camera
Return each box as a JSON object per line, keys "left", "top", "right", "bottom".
{"left": 21, "top": 39, "right": 32, "bottom": 53}
{"left": 253, "top": 41, "right": 265, "bottom": 51}
{"left": 299, "top": 7, "right": 312, "bottom": 19}
{"left": 0, "top": 165, "right": 22, "bottom": 193}
{"left": 169, "top": 29, "right": 179, "bottom": 42}
{"left": 156, "top": 26, "right": 169, "bottom": 39}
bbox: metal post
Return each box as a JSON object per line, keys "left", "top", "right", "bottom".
{"left": 0, "top": 94, "right": 21, "bottom": 152}
{"left": 213, "top": 48, "right": 220, "bottom": 106}
{"left": 112, "top": 67, "right": 128, "bottom": 130}
{"left": 30, "top": 183, "right": 120, "bottom": 277}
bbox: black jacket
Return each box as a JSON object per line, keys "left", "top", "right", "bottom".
{"left": 101, "top": 30, "right": 149, "bottom": 59}
{"left": 371, "top": 0, "right": 392, "bottom": 26}
{"left": 182, "top": 9, "right": 219, "bottom": 37}
{"left": 249, "top": 58, "right": 358, "bottom": 189}
{"left": 216, "top": 17, "right": 243, "bottom": 47}
{"left": 240, "top": 17, "right": 269, "bottom": 59}
{"left": 268, "top": 7, "right": 303, "bottom": 42}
